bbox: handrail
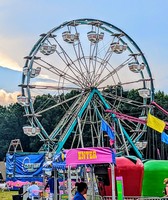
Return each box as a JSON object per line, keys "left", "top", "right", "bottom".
{"left": 102, "top": 196, "right": 168, "bottom": 200}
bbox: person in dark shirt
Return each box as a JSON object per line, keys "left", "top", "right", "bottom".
{"left": 74, "top": 182, "right": 88, "bottom": 200}
{"left": 44, "top": 171, "right": 59, "bottom": 200}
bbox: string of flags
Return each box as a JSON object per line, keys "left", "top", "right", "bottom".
{"left": 100, "top": 119, "right": 116, "bottom": 164}
{"left": 146, "top": 113, "right": 166, "bottom": 133}
{"left": 101, "top": 111, "right": 168, "bottom": 147}
{"left": 100, "top": 119, "right": 115, "bottom": 141}
{"left": 144, "top": 112, "right": 168, "bottom": 144}
{"left": 161, "top": 132, "right": 168, "bottom": 144}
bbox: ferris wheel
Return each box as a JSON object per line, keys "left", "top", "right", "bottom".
{"left": 18, "top": 18, "right": 154, "bottom": 159}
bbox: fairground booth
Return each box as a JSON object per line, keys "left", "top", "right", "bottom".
{"left": 51, "top": 147, "right": 144, "bottom": 200}
{"left": 51, "top": 147, "right": 116, "bottom": 200}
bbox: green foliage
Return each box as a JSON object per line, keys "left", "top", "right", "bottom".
{"left": 154, "top": 91, "right": 168, "bottom": 121}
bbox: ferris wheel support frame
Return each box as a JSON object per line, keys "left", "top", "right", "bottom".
{"left": 95, "top": 89, "right": 142, "bottom": 159}
{"left": 54, "top": 88, "right": 142, "bottom": 159}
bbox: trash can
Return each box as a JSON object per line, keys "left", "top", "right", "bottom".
{"left": 18, "top": 187, "right": 23, "bottom": 195}
{"left": 12, "top": 195, "right": 22, "bottom": 200}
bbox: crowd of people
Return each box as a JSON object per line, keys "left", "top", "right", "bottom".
{"left": 19, "top": 170, "right": 88, "bottom": 200}
{"left": 10, "top": 174, "right": 168, "bottom": 200}
{"left": 20, "top": 173, "right": 88, "bottom": 200}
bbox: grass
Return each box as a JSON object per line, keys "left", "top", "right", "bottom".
{"left": 0, "top": 190, "right": 18, "bottom": 200}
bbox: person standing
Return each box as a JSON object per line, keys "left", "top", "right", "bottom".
{"left": 163, "top": 178, "right": 168, "bottom": 197}
{"left": 73, "top": 182, "right": 88, "bottom": 200}
{"left": 22, "top": 181, "right": 40, "bottom": 200}
{"left": 44, "top": 171, "right": 59, "bottom": 200}
{"left": 98, "top": 177, "right": 106, "bottom": 196}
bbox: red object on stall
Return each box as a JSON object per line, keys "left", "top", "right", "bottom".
{"left": 105, "top": 156, "right": 144, "bottom": 196}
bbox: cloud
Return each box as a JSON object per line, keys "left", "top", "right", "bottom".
{"left": 38, "top": 74, "right": 60, "bottom": 82}
{"left": 0, "top": 52, "right": 22, "bottom": 72}
{"left": 0, "top": 89, "right": 20, "bottom": 106}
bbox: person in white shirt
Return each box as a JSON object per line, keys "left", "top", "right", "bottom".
{"left": 22, "top": 181, "right": 40, "bottom": 200}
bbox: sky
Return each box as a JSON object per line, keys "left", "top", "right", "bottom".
{"left": 0, "top": 0, "right": 168, "bottom": 105}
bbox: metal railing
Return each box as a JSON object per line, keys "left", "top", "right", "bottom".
{"left": 102, "top": 196, "right": 168, "bottom": 200}
{"left": 86, "top": 195, "right": 103, "bottom": 200}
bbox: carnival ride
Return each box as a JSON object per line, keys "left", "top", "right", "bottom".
{"left": 18, "top": 18, "right": 155, "bottom": 159}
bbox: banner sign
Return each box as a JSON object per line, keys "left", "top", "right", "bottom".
{"left": 66, "top": 147, "right": 113, "bottom": 166}
{"left": 6, "top": 153, "right": 45, "bottom": 178}
{"left": 6, "top": 154, "right": 14, "bottom": 175}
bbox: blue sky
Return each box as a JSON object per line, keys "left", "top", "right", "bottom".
{"left": 0, "top": 0, "right": 168, "bottom": 105}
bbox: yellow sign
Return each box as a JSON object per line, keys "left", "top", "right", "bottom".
{"left": 78, "top": 151, "right": 97, "bottom": 160}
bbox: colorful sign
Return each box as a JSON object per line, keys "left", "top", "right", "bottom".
{"left": 116, "top": 176, "right": 124, "bottom": 200}
{"left": 66, "top": 147, "right": 113, "bottom": 166}
{"left": 78, "top": 150, "right": 97, "bottom": 160}
{"left": 6, "top": 152, "right": 45, "bottom": 182}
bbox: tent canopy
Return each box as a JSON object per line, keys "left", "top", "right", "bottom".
{"left": 66, "top": 147, "right": 113, "bottom": 166}
{"left": 51, "top": 147, "right": 114, "bottom": 170}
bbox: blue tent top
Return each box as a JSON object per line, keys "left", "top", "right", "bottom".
{"left": 43, "top": 151, "right": 66, "bottom": 171}
{"left": 52, "top": 161, "right": 66, "bottom": 170}
{"left": 52, "top": 151, "right": 66, "bottom": 170}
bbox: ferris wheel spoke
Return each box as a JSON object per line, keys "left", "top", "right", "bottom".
{"left": 102, "top": 92, "right": 144, "bottom": 107}
{"left": 91, "top": 38, "right": 116, "bottom": 86}
{"left": 92, "top": 34, "right": 117, "bottom": 85}
{"left": 89, "top": 42, "right": 101, "bottom": 86}
{"left": 53, "top": 38, "right": 88, "bottom": 81}
{"left": 22, "top": 84, "right": 81, "bottom": 91}
{"left": 35, "top": 93, "right": 83, "bottom": 116}
{"left": 88, "top": 37, "right": 99, "bottom": 81}
{"left": 97, "top": 78, "right": 152, "bottom": 91}
{"left": 34, "top": 59, "right": 84, "bottom": 88}
{"left": 93, "top": 47, "right": 113, "bottom": 86}
{"left": 97, "top": 57, "right": 133, "bottom": 86}
{"left": 71, "top": 50, "right": 91, "bottom": 87}
{"left": 71, "top": 26, "right": 91, "bottom": 86}
{"left": 49, "top": 96, "right": 85, "bottom": 140}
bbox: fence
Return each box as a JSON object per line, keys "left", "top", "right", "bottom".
{"left": 102, "top": 196, "right": 168, "bottom": 200}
